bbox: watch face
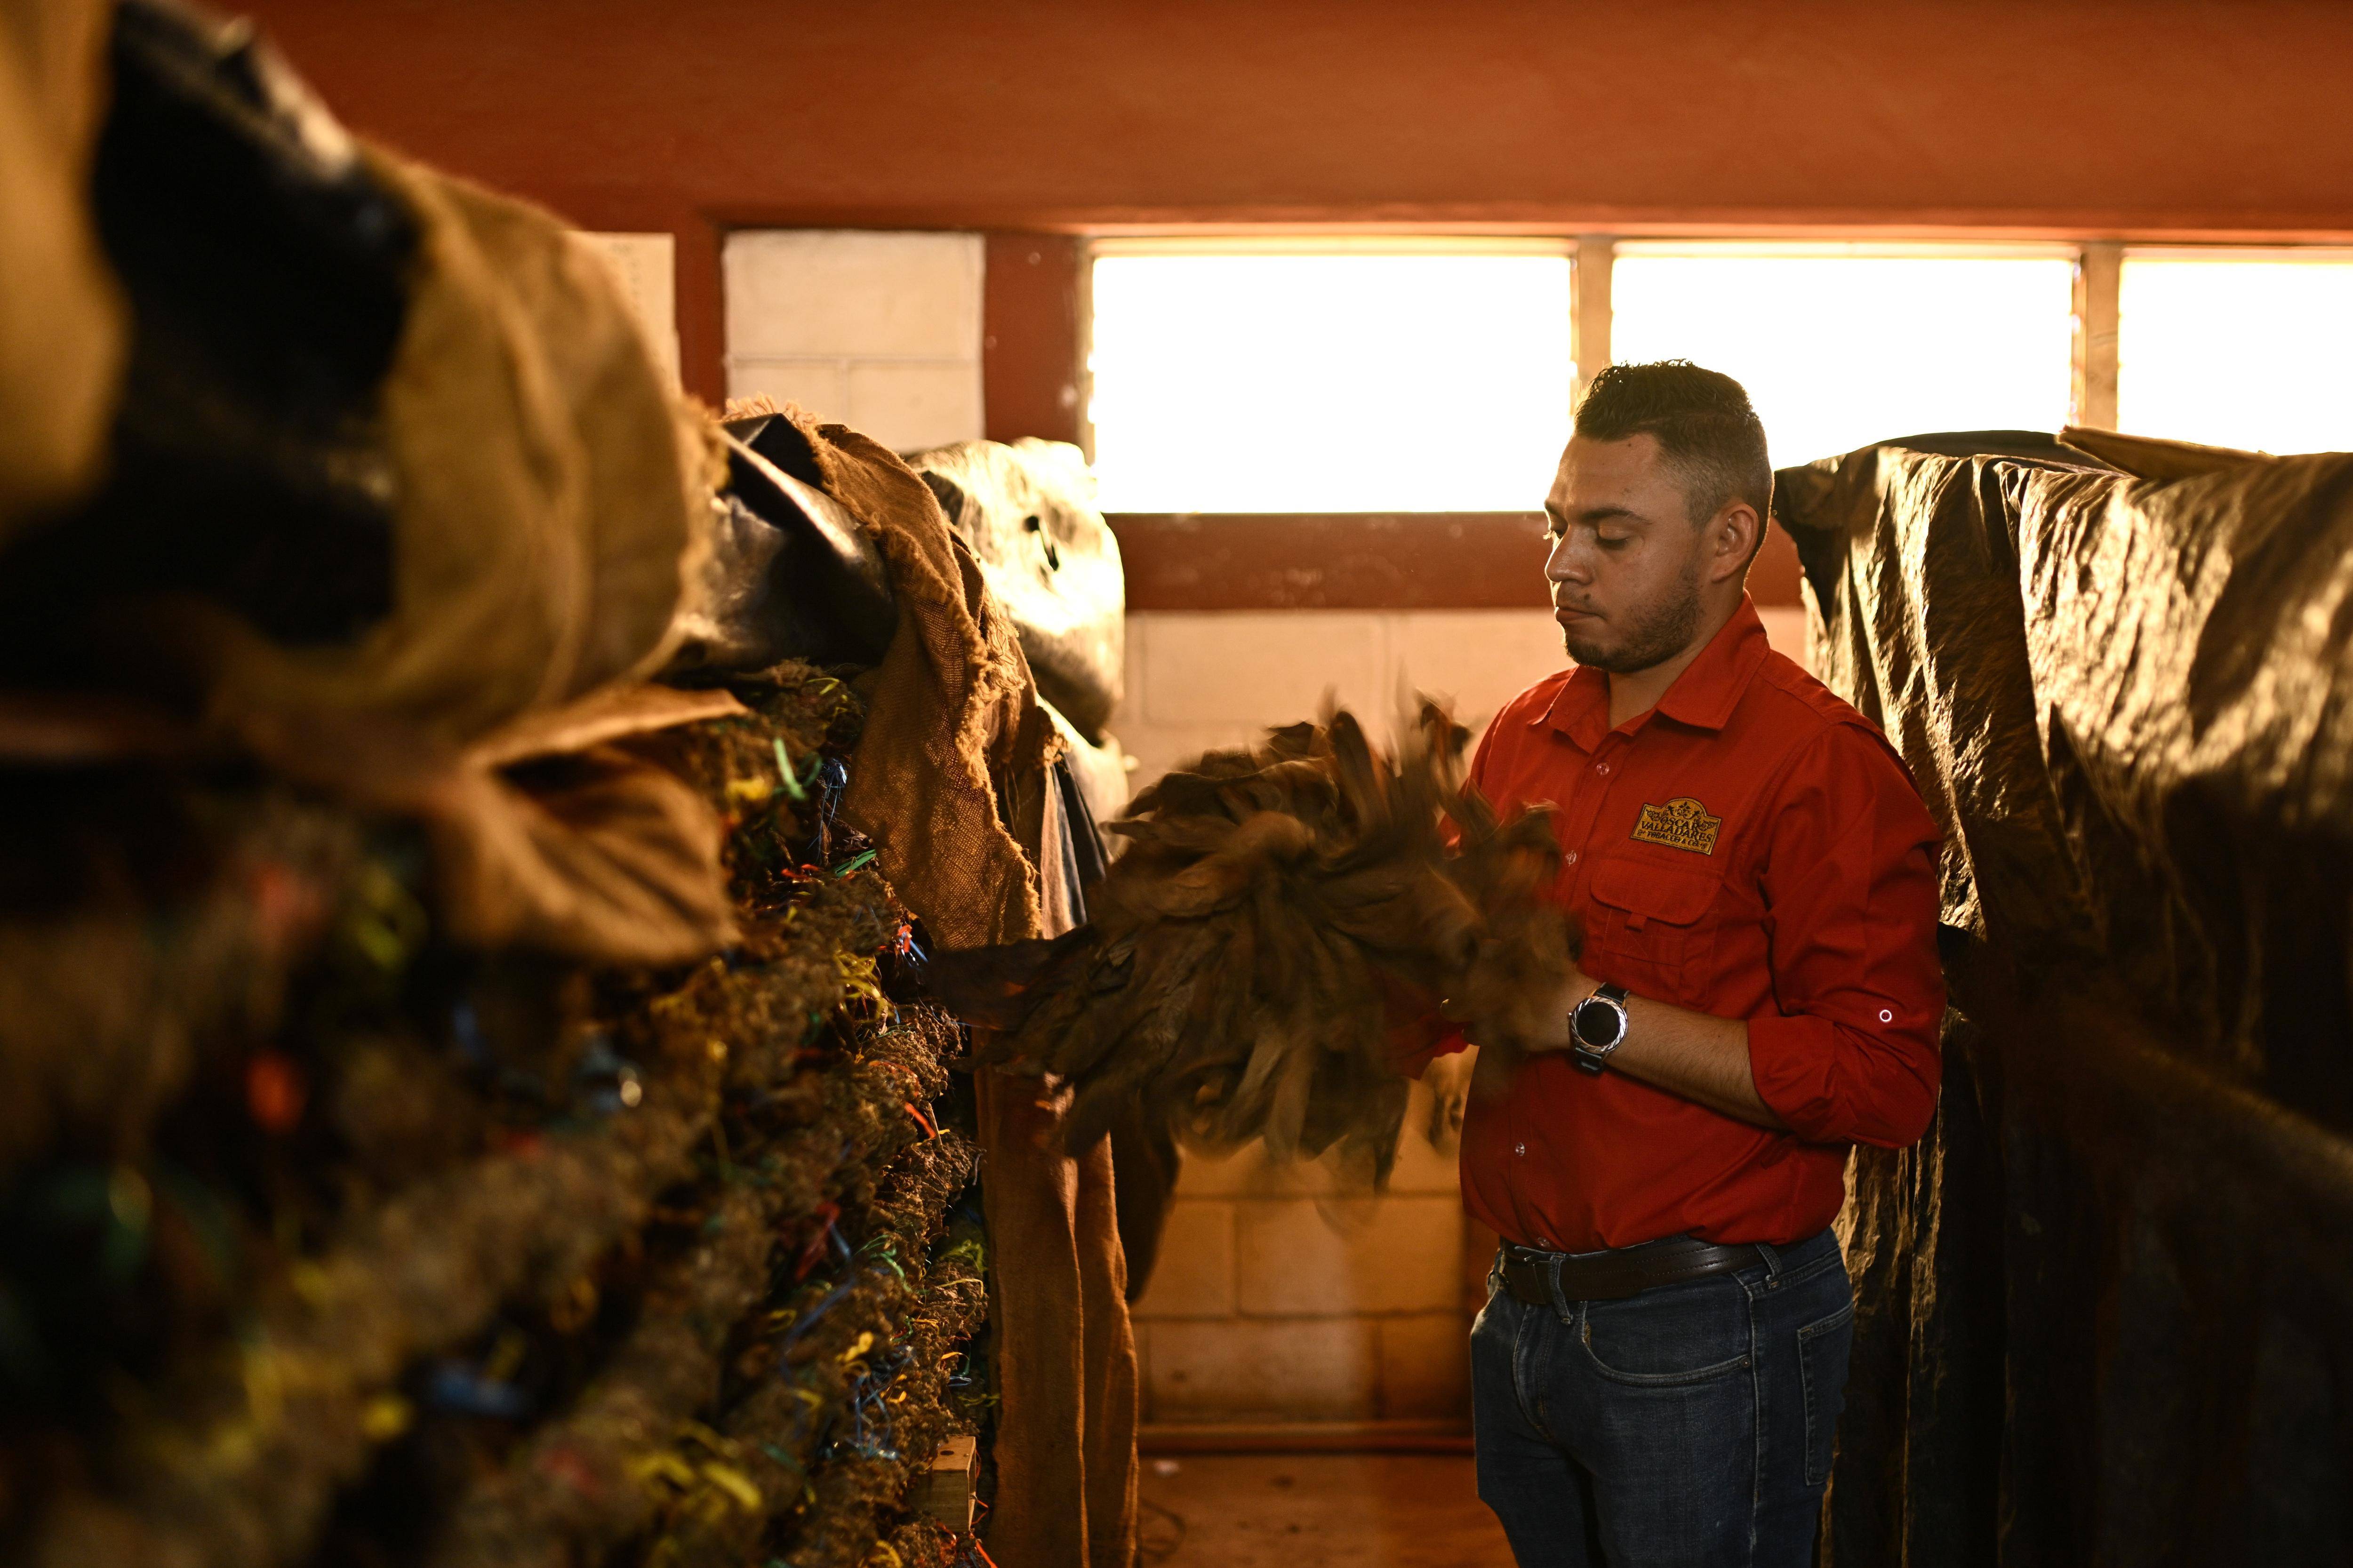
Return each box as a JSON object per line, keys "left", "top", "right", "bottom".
{"left": 1575, "top": 996, "right": 1624, "bottom": 1049}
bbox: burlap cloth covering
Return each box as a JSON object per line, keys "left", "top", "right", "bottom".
{"left": 0, "top": 47, "right": 736, "bottom": 962}
{"left": 785, "top": 405, "right": 1139, "bottom": 1568}
{"left": 137, "top": 143, "right": 738, "bottom": 965}
{"left": 0, "top": 0, "right": 123, "bottom": 539}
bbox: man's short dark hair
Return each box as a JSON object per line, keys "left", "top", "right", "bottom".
{"left": 1574, "top": 360, "right": 1772, "bottom": 528}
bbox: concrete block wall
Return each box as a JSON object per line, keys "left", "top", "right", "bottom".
{"left": 1132, "top": 1080, "right": 1473, "bottom": 1424}
{"left": 1115, "top": 605, "right": 1812, "bottom": 788}
{"left": 1120, "top": 603, "right": 1814, "bottom": 1427}
{"left": 576, "top": 231, "right": 681, "bottom": 387}
{"left": 722, "top": 231, "right": 985, "bottom": 450}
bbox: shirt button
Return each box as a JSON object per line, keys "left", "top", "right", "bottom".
{"left": 1595, "top": 761, "right": 1611, "bottom": 776}
{"left": 1564, "top": 850, "right": 1579, "bottom": 867}
{"left": 1879, "top": 1008, "right": 1895, "bottom": 1023}
{"left": 1515, "top": 1142, "right": 1527, "bottom": 1157}
{"left": 1537, "top": 1237, "right": 1552, "bottom": 1248}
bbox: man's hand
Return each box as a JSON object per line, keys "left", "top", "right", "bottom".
{"left": 1524, "top": 961, "right": 1601, "bottom": 1053}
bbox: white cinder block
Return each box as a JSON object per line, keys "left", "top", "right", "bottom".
{"left": 1112, "top": 721, "right": 1259, "bottom": 798}
{"left": 1236, "top": 1196, "right": 1464, "bottom": 1317}
{"left": 1146, "top": 1318, "right": 1380, "bottom": 1422}
{"left": 846, "top": 360, "right": 986, "bottom": 453}
{"left": 723, "top": 230, "right": 983, "bottom": 359}
{"left": 1387, "top": 609, "right": 1568, "bottom": 731}
{"left": 1131, "top": 1200, "right": 1238, "bottom": 1320}
{"left": 1171, "top": 1144, "right": 1346, "bottom": 1200}
{"left": 1161, "top": 1088, "right": 1457, "bottom": 1201}
{"left": 725, "top": 359, "right": 847, "bottom": 421}
{"left": 1136, "top": 611, "right": 1387, "bottom": 728}
{"left": 575, "top": 231, "right": 680, "bottom": 388}
{"left": 1385, "top": 1077, "right": 1465, "bottom": 1196}
{"left": 1379, "top": 1313, "right": 1473, "bottom": 1419}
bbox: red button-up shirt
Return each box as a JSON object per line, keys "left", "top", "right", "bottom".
{"left": 1436, "top": 596, "right": 1945, "bottom": 1252}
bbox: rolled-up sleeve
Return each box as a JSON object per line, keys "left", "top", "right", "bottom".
{"left": 1745, "top": 722, "right": 1945, "bottom": 1147}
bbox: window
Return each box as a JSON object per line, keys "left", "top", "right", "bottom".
{"left": 1609, "top": 243, "right": 2080, "bottom": 466}
{"left": 1087, "top": 243, "right": 1574, "bottom": 513}
{"left": 2117, "top": 250, "right": 2353, "bottom": 454}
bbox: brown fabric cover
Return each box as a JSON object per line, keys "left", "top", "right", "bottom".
{"left": 192, "top": 147, "right": 719, "bottom": 750}
{"left": 1776, "top": 437, "right": 2353, "bottom": 1564}
{"left": 789, "top": 409, "right": 1137, "bottom": 1568}
{"left": 234, "top": 684, "right": 745, "bottom": 965}
{"left": 0, "top": 109, "right": 734, "bottom": 961}
{"left": 156, "top": 145, "right": 736, "bottom": 964}
{"left": 2057, "top": 424, "right": 2263, "bottom": 481}
{"left": 0, "top": 0, "right": 123, "bottom": 538}
{"left": 3, "top": 20, "right": 727, "bottom": 962}
{"left": 800, "top": 412, "right": 1044, "bottom": 951}
{"left": 1781, "top": 440, "right": 2353, "bottom": 1065}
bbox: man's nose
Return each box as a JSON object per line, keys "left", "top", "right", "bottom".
{"left": 1545, "top": 532, "right": 1587, "bottom": 585}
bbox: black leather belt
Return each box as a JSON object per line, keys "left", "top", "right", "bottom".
{"left": 1500, "top": 1234, "right": 1766, "bottom": 1305}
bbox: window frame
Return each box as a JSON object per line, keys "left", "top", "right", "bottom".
{"left": 1077, "top": 233, "right": 2353, "bottom": 611}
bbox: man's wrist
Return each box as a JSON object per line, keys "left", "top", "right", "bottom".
{"left": 1547, "top": 972, "right": 1600, "bottom": 1049}
{"left": 1569, "top": 983, "right": 1634, "bottom": 1075}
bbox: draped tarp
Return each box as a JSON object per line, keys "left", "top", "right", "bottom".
{"left": 905, "top": 438, "right": 1127, "bottom": 745}
{"left": 1775, "top": 430, "right": 2353, "bottom": 1566}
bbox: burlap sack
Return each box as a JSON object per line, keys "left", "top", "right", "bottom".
{"left": 791, "top": 409, "right": 1047, "bottom": 950}
{"left": 789, "top": 409, "right": 1137, "bottom": 1568}
{"left": 0, "top": 0, "right": 124, "bottom": 538}
{"left": 186, "top": 148, "right": 720, "bottom": 750}
{"left": 163, "top": 146, "right": 734, "bottom": 963}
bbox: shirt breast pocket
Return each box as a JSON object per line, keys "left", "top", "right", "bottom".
{"left": 1583, "top": 855, "right": 1724, "bottom": 992}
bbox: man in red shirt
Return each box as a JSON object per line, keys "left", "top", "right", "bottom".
{"left": 1434, "top": 361, "right": 1945, "bottom": 1568}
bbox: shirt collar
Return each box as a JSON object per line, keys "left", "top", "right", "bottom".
{"left": 1539, "top": 594, "right": 1772, "bottom": 744}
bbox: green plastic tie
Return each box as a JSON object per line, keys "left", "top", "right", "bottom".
{"left": 772, "top": 737, "right": 808, "bottom": 803}
{"left": 832, "top": 849, "right": 878, "bottom": 878}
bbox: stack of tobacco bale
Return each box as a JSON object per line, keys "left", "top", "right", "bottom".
{"left": 0, "top": 4, "right": 1008, "bottom": 1566}
{"left": 1, "top": 663, "right": 992, "bottom": 1568}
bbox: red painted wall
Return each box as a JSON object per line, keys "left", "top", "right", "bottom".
{"left": 239, "top": 0, "right": 2353, "bottom": 405}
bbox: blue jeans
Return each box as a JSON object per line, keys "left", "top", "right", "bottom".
{"left": 1470, "top": 1229, "right": 1854, "bottom": 1568}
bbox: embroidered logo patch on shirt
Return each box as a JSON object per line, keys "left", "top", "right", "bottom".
{"left": 1630, "top": 796, "right": 1723, "bottom": 855}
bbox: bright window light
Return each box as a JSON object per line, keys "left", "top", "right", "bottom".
{"left": 1609, "top": 245, "right": 2080, "bottom": 466}
{"left": 1088, "top": 248, "right": 1574, "bottom": 512}
{"left": 2117, "top": 252, "right": 2353, "bottom": 454}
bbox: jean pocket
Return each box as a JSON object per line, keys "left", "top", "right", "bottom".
{"left": 1577, "top": 1279, "right": 1753, "bottom": 1387}
{"left": 1798, "top": 1299, "right": 1856, "bottom": 1486}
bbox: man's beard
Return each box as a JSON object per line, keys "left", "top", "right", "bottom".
{"left": 1561, "top": 559, "right": 1705, "bottom": 674}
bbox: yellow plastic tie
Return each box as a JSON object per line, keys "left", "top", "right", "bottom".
{"left": 701, "top": 1460, "right": 764, "bottom": 1511}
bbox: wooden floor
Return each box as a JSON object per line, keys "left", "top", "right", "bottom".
{"left": 1137, "top": 1454, "right": 1515, "bottom": 1568}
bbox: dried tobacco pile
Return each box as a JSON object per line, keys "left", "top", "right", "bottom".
{"left": 0, "top": 663, "right": 992, "bottom": 1568}
{"left": 936, "top": 704, "right": 1578, "bottom": 1184}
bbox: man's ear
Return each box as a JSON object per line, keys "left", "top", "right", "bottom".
{"left": 1707, "top": 500, "right": 1762, "bottom": 585}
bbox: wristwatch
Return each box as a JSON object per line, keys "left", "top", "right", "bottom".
{"left": 1570, "top": 983, "right": 1633, "bottom": 1076}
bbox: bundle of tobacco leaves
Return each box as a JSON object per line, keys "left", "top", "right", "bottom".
{"left": 933, "top": 703, "right": 1577, "bottom": 1184}
{"left": 1, "top": 662, "right": 993, "bottom": 1568}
